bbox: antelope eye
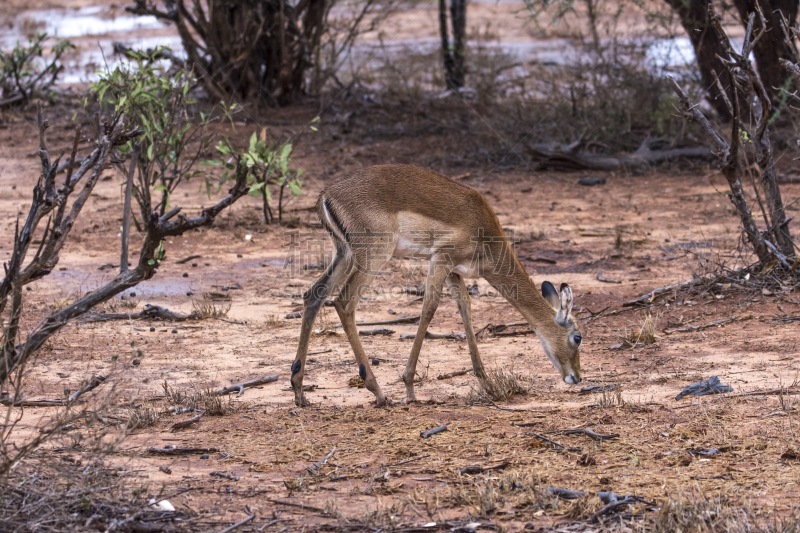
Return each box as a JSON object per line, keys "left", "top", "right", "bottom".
{"left": 572, "top": 334, "right": 582, "bottom": 345}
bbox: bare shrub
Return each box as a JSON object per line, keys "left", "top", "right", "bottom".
{"left": 0, "top": 33, "right": 74, "bottom": 108}
{"left": 621, "top": 313, "right": 658, "bottom": 347}
{"left": 471, "top": 368, "right": 532, "bottom": 403}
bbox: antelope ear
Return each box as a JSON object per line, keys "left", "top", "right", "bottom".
{"left": 557, "top": 283, "right": 574, "bottom": 323}
{"left": 542, "top": 281, "right": 559, "bottom": 310}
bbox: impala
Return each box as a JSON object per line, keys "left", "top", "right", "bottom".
{"left": 290, "top": 164, "right": 582, "bottom": 406}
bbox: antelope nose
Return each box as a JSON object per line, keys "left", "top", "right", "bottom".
{"left": 564, "top": 373, "right": 581, "bottom": 385}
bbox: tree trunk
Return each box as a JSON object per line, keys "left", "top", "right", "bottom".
{"left": 439, "top": 0, "right": 467, "bottom": 90}
{"left": 732, "top": 0, "right": 798, "bottom": 112}
{"left": 664, "top": 0, "right": 733, "bottom": 121}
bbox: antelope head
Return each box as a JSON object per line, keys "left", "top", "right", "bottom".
{"left": 538, "top": 281, "right": 582, "bottom": 385}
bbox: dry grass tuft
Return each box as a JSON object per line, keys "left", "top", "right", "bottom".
{"left": 191, "top": 298, "right": 231, "bottom": 319}
{"left": 621, "top": 312, "right": 658, "bottom": 347}
{"left": 474, "top": 368, "right": 532, "bottom": 402}
{"left": 125, "top": 405, "right": 160, "bottom": 430}
{"left": 595, "top": 385, "right": 625, "bottom": 408}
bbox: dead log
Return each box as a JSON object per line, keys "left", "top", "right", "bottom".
{"left": 171, "top": 411, "right": 203, "bottom": 431}
{"left": 358, "top": 328, "right": 394, "bottom": 336}
{"left": 527, "top": 138, "right": 713, "bottom": 172}
{"left": 146, "top": 445, "right": 219, "bottom": 455}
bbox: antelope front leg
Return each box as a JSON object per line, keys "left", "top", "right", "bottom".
{"left": 402, "top": 262, "right": 450, "bottom": 403}
{"left": 446, "top": 272, "right": 487, "bottom": 382}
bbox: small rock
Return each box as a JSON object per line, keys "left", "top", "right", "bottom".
{"left": 578, "top": 176, "right": 606, "bottom": 186}
{"left": 171, "top": 328, "right": 178, "bottom": 334}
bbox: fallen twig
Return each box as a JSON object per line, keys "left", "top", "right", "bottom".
{"left": 530, "top": 432, "right": 581, "bottom": 452}
{"left": 550, "top": 428, "right": 619, "bottom": 441}
{"left": 358, "top": 328, "right": 394, "bottom": 336}
{"left": 216, "top": 375, "right": 279, "bottom": 397}
{"left": 210, "top": 471, "right": 240, "bottom": 481}
{"left": 267, "top": 498, "right": 327, "bottom": 514}
{"left": 217, "top": 513, "right": 254, "bottom": 533}
{"left": 175, "top": 254, "right": 202, "bottom": 265}
{"left": 421, "top": 423, "right": 450, "bottom": 439}
{"left": 578, "top": 384, "right": 619, "bottom": 395}
{"left": 590, "top": 492, "right": 655, "bottom": 523}
{"left": 664, "top": 315, "right": 750, "bottom": 335}
{"left": 547, "top": 487, "right": 587, "bottom": 499}
{"left": 401, "top": 331, "right": 466, "bottom": 341}
{"left": 81, "top": 304, "right": 203, "bottom": 323}
{"left": 347, "top": 316, "right": 420, "bottom": 327}
{"left": 0, "top": 374, "right": 107, "bottom": 406}
{"left": 171, "top": 411, "right": 203, "bottom": 431}
{"left": 458, "top": 460, "right": 510, "bottom": 475}
{"left": 623, "top": 276, "right": 716, "bottom": 307}
{"left": 146, "top": 445, "right": 219, "bottom": 455}
{"left": 596, "top": 272, "right": 623, "bottom": 284}
{"left": 437, "top": 369, "right": 471, "bottom": 380}
{"left": 68, "top": 375, "right": 107, "bottom": 402}
{"left": 307, "top": 447, "right": 337, "bottom": 475}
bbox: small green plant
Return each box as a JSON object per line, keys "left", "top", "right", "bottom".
{"left": 213, "top": 127, "right": 305, "bottom": 224}
{"left": 0, "top": 33, "right": 74, "bottom": 107}
{"left": 91, "top": 47, "right": 230, "bottom": 217}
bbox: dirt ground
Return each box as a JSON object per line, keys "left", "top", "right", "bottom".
{"left": 3, "top": 2, "right": 800, "bottom": 532}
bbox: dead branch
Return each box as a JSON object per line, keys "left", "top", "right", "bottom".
{"left": 146, "top": 445, "right": 219, "bottom": 455}
{"left": 81, "top": 304, "right": 204, "bottom": 323}
{"left": 267, "top": 498, "right": 328, "bottom": 514}
{"left": 579, "top": 384, "right": 619, "bottom": 395}
{"left": 664, "top": 315, "right": 751, "bottom": 335}
{"left": 216, "top": 375, "right": 279, "bottom": 397}
{"left": 307, "top": 447, "right": 337, "bottom": 475}
{"left": 550, "top": 428, "right": 619, "bottom": 441}
{"left": 210, "top": 470, "right": 240, "bottom": 481}
{"left": 358, "top": 328, "right": 395, "bottom": 336}
{"left": 217, "top": 513, "right": 254, "bottom": 533}
{"left": 437, "top": 369, "right": 471, "bottom": 380}
{"left": 590, "top": 493, "right": 655, "bottom": 523}
{"left": 547, "top": 487, "right": 587, "bottom": 500}
{"left": 623, "top": 275, "right": 716, "bottom": 306}
{"left": 68, "top": 375, "right": 106, "bottom": 402}
{"left": 530, "top": 433, "right": 581, "bottom": 452}
{"left": 171, "top": 411, "right": 203, "bottom": 431}
{"left": 401, "top": 331, "right": 466, "bottom": 341}
{"left": 420, "top": 423, "right": 450, "bottom": 438}
{"left": 527, "top": 138, "right": 713, "bottom": 171}
{"left": 175, "top": 254, "right": 202, "bottom": 265}
{"left": 457, "top": 461, "right": 510, "bottom": 475}
{"left": 353, "top": 316, "right": 421, "bottom": 327}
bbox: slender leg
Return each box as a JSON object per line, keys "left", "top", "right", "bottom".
{"left": 401, "top": 259, "right": 451, "bottom": 403}
{"left": 290, "top": 252, "right": 348, "bottom": 407}
{"left": 446, "top": 273, "right": 487, "bottom": 382}
{"left": 334, "top": 268, "right": 388, "bottom": 406}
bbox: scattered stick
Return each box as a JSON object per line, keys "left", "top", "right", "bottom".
{"left": 579, "top": 384, "right": 619, "bottom": 395}
{"left": 217, "top": 513, "right": 255, "bottom": 533}
{"left": 81, "top": 304, "right": 204, "bottom": 323}
{"left": 547, "top": 487, "right": 587, "bottom": 499}
{"left": 596, "top": 272, "right": 623, "bottom": 284}
{"left": 623, "top": 276, "right": 715, "bottom": 307}
{"left": 421, "top": 423, "right": 450, "bottom": 439}
{"left": 590, "top": 492, "right": 655, "bottom": 523}
{"left": 216, "top": 375, "right": 279, "bottom": 397}
{"left": 457, "top": 461, "right": 510, "bottom": 475}
{"left": 354, "top": 316, "right": 420, "bottom": 327}
{"left": 664, "top": 315, "right": 750, "bottom": 335}
{"left": 387, "top": 454, "right": 430, "bottom": 467}
{"left": 146, "top": 445, "right": 219, "bottom": 455}
{"left": 437, "top": 369, "right": 471, "bottom": 380}
{"left": 358, "top": 328, "right": 394, "bottom": 336}
{"left": 550, "top": 428, "right": 619, "bottom": 441}
{"left": 475, "top": 322, "right": 529, "bottom": 338}
{"left": 171, "top": 411, "right": 203, "bottom": 431}
{"left": 0, "top": 374, "right": 107, "bottom": 406}
{"left": 675, "top": 376, "right": 733, "bottom": 400}
{"left": 267, "top": 498, "right": 327, "bottom": 514}
{"left": 68, "top": 375, "right": 107, "bottom": 402}
{"left": 175, "top": 254, "right": 202, "bottom": 265}
{"left": 307, "top": 447, "right": 337, "bottom": 475}
{"left": 210, "top": 471, "right": 240, "bottom": 481}
{"left": 530, "top": 433, "right": 581, "bottom": 452}
{"left": 401, "top": 331, "right": 466, "bottom": 341}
